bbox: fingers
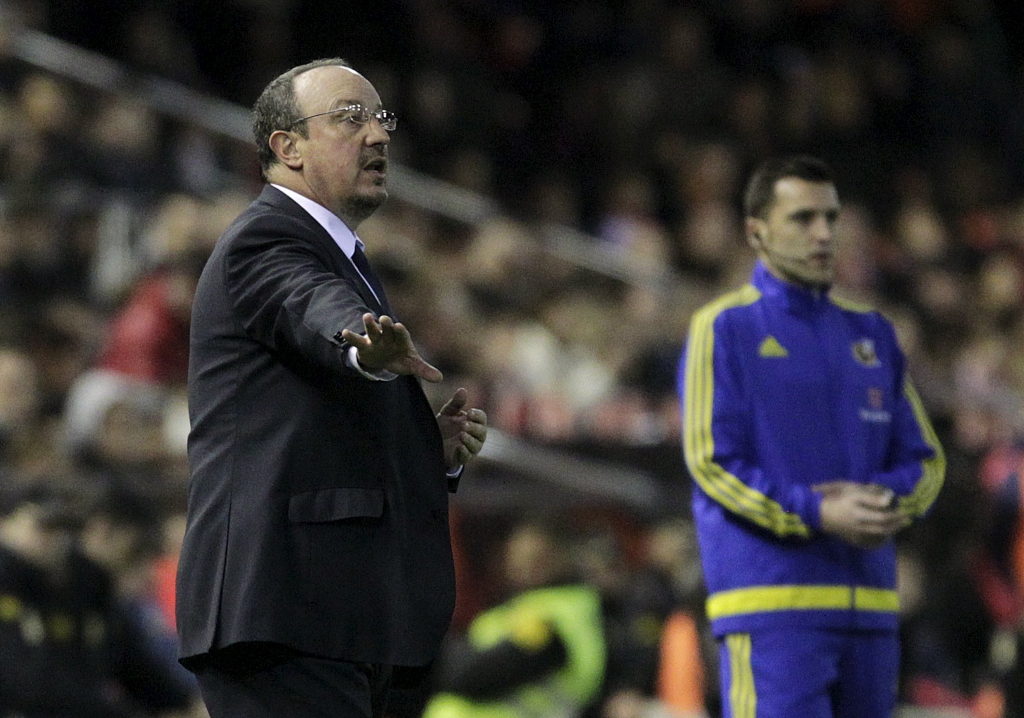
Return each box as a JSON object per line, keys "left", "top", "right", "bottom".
{"left": 342, "top": 314, "right": 443, "bottom": 380}
{"left": 439, "top": 387, "right": 469, "bottom": 416}
{"left": 340, "top": 328, "right": 362, "bottom": 346}
{"left": 848, "top": 503, "right": 909, "bottom": 548}
{"left": 462, "top": 412, "right": 488, "bottom": 447}
{"left": 349, "top": 314, "right": 399, "bottom": 339}
{"left": 466, "top": 408, "right": 487, "bottom": 432}
{"left": 820, "top": 485, "right": 908, "bottom": 548}
{"left": 878, "top": 510, "right": 911, "bottom": 533}
{"left": 364, "top": 312, "right": 382, "bottom": 335}
{"left": 811, "top": 480, "right": 850, "bottom": 496}
{"left": 441, "top": 407, "right": 488, "bottom": 443}
{"left": 451, "top": 429, "right": 485, "bottom": 466}
{"left": 856, "top": 491, "right": 897, "bottom": 512}
{"left": 440, "top": 401, "right": 488, "bottom": 470}
{"left": 861, "top": 483, "right": 896, "bottom": 506}
{"left": 459, "top": 425, "right": 487, "bottom": 454}
{"left": 413, "top": 359, "right": 444, "bottom": 384}
{"left": 341, "top": 313, "right": 382, "bottom": 347}
{"left": 827, "top": 482, "right": 895, "bottom": 510}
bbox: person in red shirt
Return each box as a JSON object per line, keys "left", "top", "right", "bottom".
{"left": 96, "top": 249, "right": 207, "bottom": 387}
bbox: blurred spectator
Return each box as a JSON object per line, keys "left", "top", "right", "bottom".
{"left": 23, "top": 299, "right": 107, "bottom": 418}
{"left": 0, "top": 347, "right": 42, "bottom": 462}
{"left": 644, "top": 518, "right": 717, "bottom": 717}
{"left": 84, "top": 95, "right": 167, "bottom": 193}
{"left": 424, "top": 521, "right": 606, "bottom": 718}
{"left": 6, "top": 71, "right": 85, "bottom": 193}
{"left": 94, "top": 249, "right": 206, "bottom": 389}
{"left": 0, "top": 197, "right": 91, "bottom": 314}
{"left": 575, "top": 527, "right": 678, "bottom": 718}
{"left": 897, "top": 544, "right": 1007, "bottom": 718}
{"left": 77, "top": 478, "right": 203, "bottom": 715}
{"left": 0, "top": 473, "right": 198, "bottom": 717}
{"left": 60, "top": 367, "right": 181, "bottom": 503}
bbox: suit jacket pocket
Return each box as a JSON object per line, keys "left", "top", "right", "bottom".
{"left": 288, "top": 487, "right": 384, "bottom": 523}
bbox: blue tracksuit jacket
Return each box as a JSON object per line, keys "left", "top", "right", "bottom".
{"left": 678, "top": 262, "right": 945, "bottom": 637}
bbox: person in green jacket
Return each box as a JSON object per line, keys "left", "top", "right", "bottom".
{"left": 424, "top": 521, "right": 606, "bottom": 718}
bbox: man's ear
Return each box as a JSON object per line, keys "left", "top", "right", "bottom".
{"left": 268, "top": 129, "right": 303, "bottom": 170}
{"left": 745, "top": 217, "right": 765, "bottom": 250}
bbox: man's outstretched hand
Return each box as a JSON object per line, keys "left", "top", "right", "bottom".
{"left": 342, "top": 313, "right": 443, "bottom": 383}
{"left": 437, "top": 387, "right": 488, "bottom": 471}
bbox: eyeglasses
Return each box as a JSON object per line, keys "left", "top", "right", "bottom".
{"left": 288, "top": 103, "right": 397, "bottom": 131}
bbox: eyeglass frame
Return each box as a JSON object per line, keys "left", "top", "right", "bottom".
{"left": 285, "top": 103, "right": 397, "bottom": 132}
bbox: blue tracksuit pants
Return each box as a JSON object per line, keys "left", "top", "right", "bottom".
{"left": 719, "top": 627, "right": 899, "bottom": 717}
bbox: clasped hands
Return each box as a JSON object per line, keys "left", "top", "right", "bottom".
{"left": 814, "top": 480, "right": 910, "bottom": 550}
{"left": 342, "top": 313, "right": 487, "bottom": 471}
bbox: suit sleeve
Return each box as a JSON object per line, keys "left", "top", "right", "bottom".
{"left": 868, "top": 331, "right": 946, "bottom": 518}
{"left": 680, "top": 304, "right": 820, "bottom": 538}
{"left": 221, "top": 214, "right": 373, "bottom": 376}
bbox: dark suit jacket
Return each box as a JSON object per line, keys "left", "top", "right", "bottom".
{"left": 176, "top": 186, "right": 455, "bottom": 671}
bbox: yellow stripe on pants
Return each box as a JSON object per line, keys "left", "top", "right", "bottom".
{"left": 726, "top": 633, "right": 756, "bottom": 718}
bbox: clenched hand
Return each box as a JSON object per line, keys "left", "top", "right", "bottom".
{"left": 437, "top": 387, "right": 488, "bottom": 471}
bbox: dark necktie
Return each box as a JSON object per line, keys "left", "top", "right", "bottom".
{"left": 351, "top": 244, "right": 392, "bottom": 315}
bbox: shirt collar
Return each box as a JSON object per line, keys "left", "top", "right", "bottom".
{"left": 751, "top": 260, "right": 831, "bottom": 313}
{"left": 271, "top": 184, "right": 361, "bottom": 257}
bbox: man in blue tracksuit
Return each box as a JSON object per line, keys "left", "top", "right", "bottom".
{"left": 677, "top": 155, "right": 945, "bottom": 717}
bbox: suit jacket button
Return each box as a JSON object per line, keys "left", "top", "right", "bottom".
{"left": 431, "top": 509, "right": 442, "bottom": 522}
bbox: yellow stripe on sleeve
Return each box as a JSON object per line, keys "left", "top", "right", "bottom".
{"left": 682, "top": 286, "right": 810, "bottom": 538}
{"left": 895, "top": 378, "right": 945, "bottom": 518}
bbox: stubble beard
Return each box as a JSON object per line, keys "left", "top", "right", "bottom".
{"left": 775, "top": 257, "right": 833, "bottom": 292}
{"left": 340, "top": 188, "right": 388, "bottom": 227}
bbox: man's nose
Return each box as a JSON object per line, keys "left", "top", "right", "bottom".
{"left": 811, "top": 217, "right": 833, "bottom": 243}
{"left": 365, "top": 118, "right": 390, "bottom": 145}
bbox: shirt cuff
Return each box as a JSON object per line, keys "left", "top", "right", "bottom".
{"left": 347, "top": 345, "right": 398, "bottom": 381}
{"left": 446, "top": 464, "right": 464, "bottom": 493}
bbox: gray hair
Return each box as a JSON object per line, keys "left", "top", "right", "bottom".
{"left": 252, "top": 58, "right": 352, "bottom": 180}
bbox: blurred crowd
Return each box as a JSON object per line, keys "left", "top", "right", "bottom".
{"left": 0, "top": 0, "right": 1022, "bottom": 715}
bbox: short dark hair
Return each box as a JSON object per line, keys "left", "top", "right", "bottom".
{"left": 252, "top": 58, "right": 352, "bottom": 180}
{"left": 743, "top": 155, "right": 835, "bottom": 219}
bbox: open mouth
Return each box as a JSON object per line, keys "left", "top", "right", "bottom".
{"left": 363, "top": 157, "right": 388, "bottom": 173}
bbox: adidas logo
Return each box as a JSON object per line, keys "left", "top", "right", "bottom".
{"left": 758, "top": 336, "right": 788, "bottom": 358}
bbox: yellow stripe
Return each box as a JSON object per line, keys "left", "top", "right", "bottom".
{"left": 829, "top": 294, "right": 874, "bottom": 313}
{"left": 683, "top": 286, "right": 809, "bottom": 538}
{"left": 896, "top": 378, "right": 945, "bottom": 518}
{"left": 706, "top": 585, "right": 899, "bottom": 620}
{"left": 726, "top": 633, "right": 756, "bottom": 718}
{"left": 692, "top": 291, "right": 808, "bottom": 536}
{"left": 823, "top": 299, "right": 944, "bottom": 520}
{"left": 854, "top": 587, "right": 901, "bottom": 612}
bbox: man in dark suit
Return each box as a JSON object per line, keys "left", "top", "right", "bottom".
{"left": 175, "top": 58, "right": 488, "bottom": 718}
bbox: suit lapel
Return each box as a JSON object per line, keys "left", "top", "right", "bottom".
{"left": 258, "top": 186, "right": 386, "bottom": 315}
